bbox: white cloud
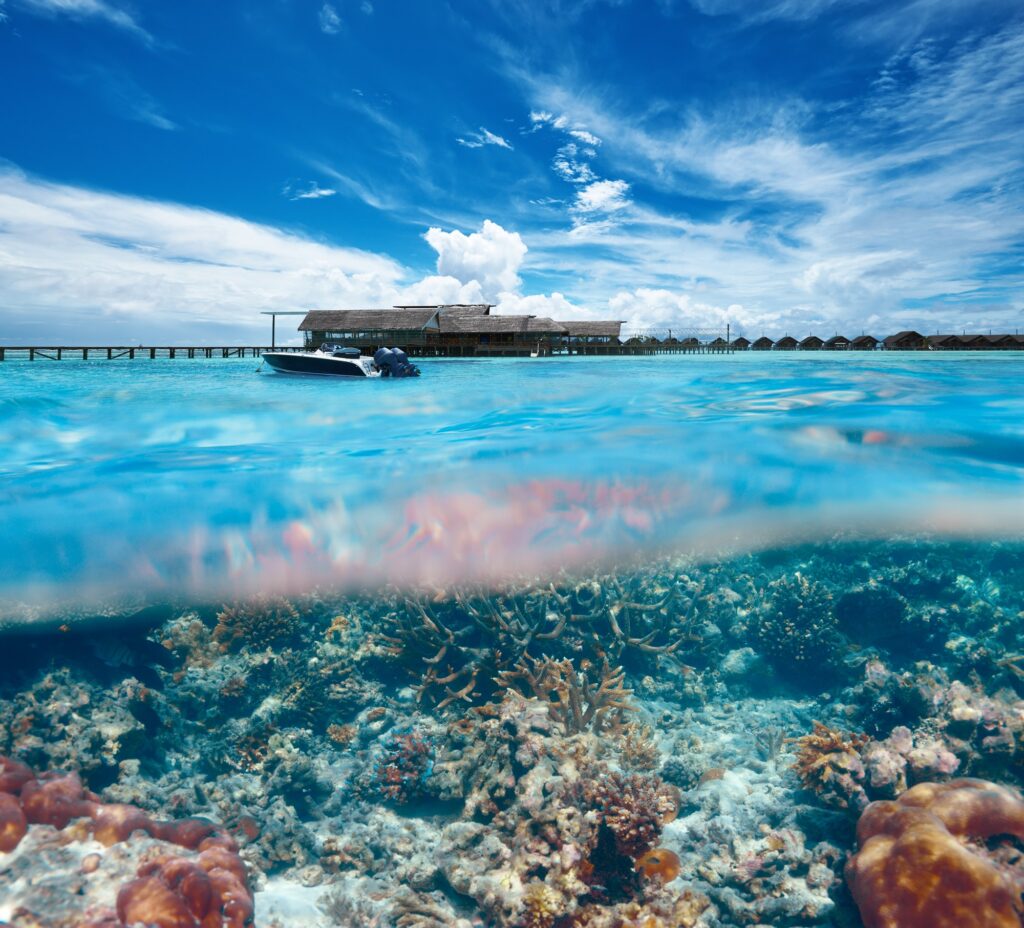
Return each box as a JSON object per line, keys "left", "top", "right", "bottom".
{"left": 424, "top": 220, "right": 528, "bottom": 301}
{"left": 0, "top": 168, "right": 404, "bottom": 343}
{"left": 552, "top": 143, "right": 596, "bottom": 184}
{"left": 397, "top": 275, "right": 486, "bottom": 306}
{"left": 609, "top": 288, "right": 762, "bottom": 336}
{"left": 573, "top": 178, "right": 631, "bottom": 213}
{"left": 14, "top": 0, "right": 151, "bottom": 41}
{"left": 0, "top": 169, "right": 593, "bottom": 345}
{"left": 286, "top": 181, "right": 337, "bottom": 201}
{"left": 319, "top": 2, "right": 341, "bottom": 34}
{"left": 493, "top": 290, "right": 584, "bottom": 319}
{"left": 456, "top": 127, "right": 513, "bottom": 150}
{"left": 507, "top": 17, "right": 1024, "bottom": 336}
{"left": 568, "top": 128, "right": 601, "bottom": 146}
{"left": 360, "top": 0, "right": 373, "bottom": 12}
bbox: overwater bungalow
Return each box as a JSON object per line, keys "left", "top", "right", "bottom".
{"left": 731, "top": 336, "right": 751, "bottom": 350}
{"left": 775, "top": 335, "right": 798, "bottom": 350}
{"left": 709, "top": 336, "right": 729, "bottom": 348}
{"left": 824, "top": 335, "right": 850, "bottom": 350}
{"left": 884, "top": 330, "right": 927, "bottom": 350}
{"left": 557, "top": 321, "right": 625, "bottom": 353}
{"left": 751, "top": 336, "right": 775, "bottom": 351}
{"left": 438, "top": 313, "right": 567, "bottom": 355}
{"left": 799, "top": 335, "right": 824, "bottom": 350}
{"left": 850, "top": 334, "right": 879, "bottom": 350}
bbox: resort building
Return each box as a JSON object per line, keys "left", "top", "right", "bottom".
{"left": 775, "top": 335, "right": 798, "bottom": 350}
{"left": 824, "top": 335, "right": 851, "bottom": 350}
{"left": 298, "top": 305, "right": 623, "bottom": 357}
{"left": 751, "top": 336, "right": 775, "bottom": 351}
{"left": 850, "top": 335, "right": 880, "bottom": 350}
{"left": 883, "top": 330, "right": 927, "bottom": 350}
{"left": 730, "top": 336, "right": 751, "bottom": 350}
{"left": 799, "top": 335, "right": 824, "bottom": 350}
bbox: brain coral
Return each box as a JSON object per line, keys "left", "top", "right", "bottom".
{"left": 846, "top": 778, "right": 1024, "bottom": 928}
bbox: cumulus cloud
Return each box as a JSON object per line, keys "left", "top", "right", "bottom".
{"left": 456, "top": 127, "right": 513, "bottom": 150}
{"left": 493, "top": 290, "right": 585, "bottom": 319}
{"left": 13, "top": 0, "right": 151, "bottom": 41}
{"left": 608, "top": 288, "right": 763, "bottom": 336}
{"left": 574, "top": 179, "right": 631, "bottom": 213}
{"left": 319, "top": 2, "right": 341, "bottom": 33}
{"left": 424, "top": 220, "right": 527, "bottom": 301}
{"left": 0, "top": 168, "right": 404, "bottom": 343}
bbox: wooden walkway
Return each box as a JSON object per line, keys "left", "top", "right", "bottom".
{"left": 0, "top": 344, "right": 733, "bottom": 360}
{"left": 0, "top": 346, "right": 307, "bottom": 361}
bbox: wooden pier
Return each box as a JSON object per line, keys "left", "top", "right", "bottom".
{"left": 0, "top": 346, "right": 307, "bottom": 361}
{"left": 0, "top": 343, "right": 732, "bottom": 361}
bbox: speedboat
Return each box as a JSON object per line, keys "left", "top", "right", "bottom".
{"left": 261, "top": 345, "right": 420, "bottom": 378}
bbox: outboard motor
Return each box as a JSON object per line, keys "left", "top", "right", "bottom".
{"left": 373, "top": 347, "right": 421, "bottom": 378}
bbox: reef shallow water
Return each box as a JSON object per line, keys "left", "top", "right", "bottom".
{"left": 2, "top": 353, "right": 1024, "bottom": 928}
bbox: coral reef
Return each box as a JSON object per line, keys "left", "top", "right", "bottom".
{"left": 2, "top": 538, "right": 1023, "bottom": 928}
{"left": 847, "top": 778, "right": 1024, "bottom": 928}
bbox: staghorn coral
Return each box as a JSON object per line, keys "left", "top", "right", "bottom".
{"left": 846, "top": 778, "right": 1024, "bottom": 928}
{"left": 790, "top": 721, "right": 871, "bottom": 810}
{"left": 494, "top": 655, "right": 635, "bottom": 735}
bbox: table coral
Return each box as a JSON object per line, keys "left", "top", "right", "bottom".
{"left": 846, "top": 778, "right": 1024, "bottom": 928}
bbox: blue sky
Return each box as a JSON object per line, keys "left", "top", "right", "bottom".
{"left": 0, "top": 0, "right": 1021, "bottom": 343}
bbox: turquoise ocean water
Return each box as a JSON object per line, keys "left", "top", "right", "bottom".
{"left": 1, "top": 352, "right": 1022, "bottom": 618}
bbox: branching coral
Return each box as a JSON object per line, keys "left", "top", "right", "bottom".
{"left": 581, "top": 770, "right": 681, "bottom": 861}
{"left": 790, "top": 721, "right": 871, "bottom": 810}
{"left": 373, "top": 570, "right": 694, "bottom": 711}
{"left": 494, "top": 656, "right": 635, "bottom": 735}
{"left": 846, "top": 778, "right": 1024, "bottom": 928}
{"left": 213, "top": 598, "right": 301, "bottom": 653}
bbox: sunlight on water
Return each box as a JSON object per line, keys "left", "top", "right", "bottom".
{"left": 1, "top": 353, "right": 1023, "bottom": 620}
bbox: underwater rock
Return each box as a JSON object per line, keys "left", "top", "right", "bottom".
{"left": 847, "top": 778, "right": 1024, "bottom": 928}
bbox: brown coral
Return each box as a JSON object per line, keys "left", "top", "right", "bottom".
{"left": 790, "top": 721, "right": 870, "bottom": 809}
{"left": 212, "top": 598, "right": 300, "bottom": 653}
{"left": 495, "top": 655, "right": 635, "bottom": 734}
{"left": 846, "top": 778, "right": 1024, "bottom": 928}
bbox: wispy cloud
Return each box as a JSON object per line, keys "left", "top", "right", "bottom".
{"left": 501, "top": 18, "right": 1024, "bottom": 335}
{"left": 85, "top": 68, "right": 178, "bottom": 130}
{"left": 13, "top": 0, "right": 153, "bottom": 43}
{"left": 360, "top": 0, "right": 373, "bottom": 13}
{"left": 318, "top": 2, "right": 341, "bottom": 34}
{"left": 456, "top": 127, "right": 513, "bottom": 149}
{"left": 284, "top": 181, "right": 337, "bottom": 201}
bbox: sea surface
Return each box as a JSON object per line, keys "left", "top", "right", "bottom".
{"left": 2, "top": 352, "right": 1024, "bottom": 928}
{"left": 0, "top": 352, "right": 1022, "bottom": 616}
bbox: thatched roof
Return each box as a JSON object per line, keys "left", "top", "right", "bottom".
{"left": 800, "top": 335, "right": 824, "bottom": 348}
{"left": 440, "top": 314, "right": 568, "bottom": 335}
{"left": 752, "top": 336, "right": 775, "bottom": 348}
{"left": 731, "top": 336, "right": 751, "bottom": 346}
{"left": 396, "top": 304, "right": 493, "bottom": 316}
{"left": 299, "top": 309, "right": 439, "bottom": 332}
{"left": 883, "top": 330, "right": 925, "bottom": 347}
{"left": 776, "top": 335, "right": 798, "bottom": 347}
{"left": 557, "top": 321, "right": 624, "bottom": 338}
{"left": 824, "top": 335, "right": 850, "bottom": 346}
{"left": 851, "top": 334, "right": 879, "bottom": 346}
